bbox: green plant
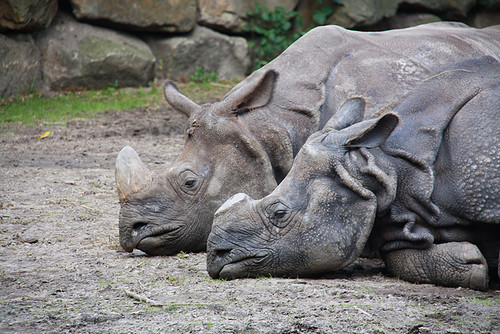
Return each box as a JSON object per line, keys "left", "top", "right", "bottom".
{"left": 464, "top": 297, "right": 496, "bottom": 306}
{"left": 244, "top": 2, "right": 344, "bottom": 70}
{"left": 189, "top": 66, "right": 219, "bottom": 83}
{"left": 244, "top": 4, "right": 303, "bottom": 69}
{"left": 256, "top": 273, "right": 274, "bottom": 279}
{"left": 312, "top": 0, "right": 343, "bottom": 25}
{"left": 480, "top": 0, "right": 495, "bottom": 6}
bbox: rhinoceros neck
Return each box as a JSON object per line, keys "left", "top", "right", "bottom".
{"left": 236, "top": 108, "right": 297, "bottom": 184}
{"left": 347, "top": 148, "right": 398, "bottom": 215}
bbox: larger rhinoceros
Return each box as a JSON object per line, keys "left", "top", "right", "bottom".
{"left": 116, "top": 22, "right": 500, "bottom": 256}
{"left": 206, "top": 56, "right": 500, "bottom": 291}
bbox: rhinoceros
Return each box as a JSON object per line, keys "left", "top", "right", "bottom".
{"left": 206, "top": 56, "right": 500, "bottom": 291}
{"left": 116, "top": 22, "right": 500, "bottom": 256}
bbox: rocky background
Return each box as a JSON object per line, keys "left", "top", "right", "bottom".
{"left": 1, "top": 0, "right": 499, "bottom": 99}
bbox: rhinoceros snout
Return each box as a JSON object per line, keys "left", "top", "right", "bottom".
{"left": 119, "top": 220, "right": 149, "bottom": 252}
{"left": 206, "top": 233, "right": 233, "bottom": 278}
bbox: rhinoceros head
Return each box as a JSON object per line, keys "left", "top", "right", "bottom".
{"left": 116, "top": 70, "right": 283, "bottom": 255}
{"left": 207, "top": 98, "right": 399, "bottom": 278}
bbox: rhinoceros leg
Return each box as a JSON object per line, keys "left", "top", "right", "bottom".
{"left": 384, "top": 242, "right": 488, "bottom": 290}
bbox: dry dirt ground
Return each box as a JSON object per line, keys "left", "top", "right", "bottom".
{"left": 1, "top": 102, "right": 499, "bottom": 334}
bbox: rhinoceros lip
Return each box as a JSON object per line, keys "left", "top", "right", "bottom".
{"left": 211, "top": 250, "right": 268, "bottom": 278}
{"left": 130, "top": 224, "right": 182, "bottom": 252}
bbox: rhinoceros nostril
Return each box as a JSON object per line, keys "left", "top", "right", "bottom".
{"left": 132, "top": 222, "right": 148, "bottom": 235}
{"left": 215, "top": 249, "right": 231, "bottom": 259}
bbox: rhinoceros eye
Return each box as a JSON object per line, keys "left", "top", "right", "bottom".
{"left": 273, "top": 209, "right": 287, "bottom": 220}
{"left": 178, "top": 170, "right": 202, "bottom": 195}
{"left": 264, "top": 202, "right": 291, "bottom": 228}
{"left": 184, "top": 179, "right": 196, "bottom": 188}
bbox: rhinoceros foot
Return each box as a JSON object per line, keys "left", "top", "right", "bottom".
{"left": 384, "top": 242, "right": 489, "bottom": 291}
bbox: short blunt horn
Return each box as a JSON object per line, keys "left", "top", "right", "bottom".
{"left": 115, "top": 146, "right": 152, "bottom": 200}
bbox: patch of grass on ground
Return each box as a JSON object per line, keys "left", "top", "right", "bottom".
{"left": 0, "top": 86, "right": 163, "bottom": 125}
{"left": 0, "top": 79, "right": 240, "bottom": 125}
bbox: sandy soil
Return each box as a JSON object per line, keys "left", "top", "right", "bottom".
{"left": 1, "top": 103, "right": 499, "bottom": 334}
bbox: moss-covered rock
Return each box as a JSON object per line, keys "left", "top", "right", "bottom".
{"left": 326, "top": 0, "right": 400, "bottom": 28}
{"left": 147, "top": 26, "right": 250, "bottom": 80}
{"left": 0, "top": 33, "right": 43, "bottom": 98}
{"left": 325, "top": 0, "right": 478, "bottom": 29}
{"left": 70, "top": 0, "right": 196, "bottom": 33}
{"left": 198, "top": 0, "right": 299, "bottom": 33}
{"left": 0, "top": 0, "right": 57, "bottom": 32}
{"left": 34, "top": 13, "right": 155, "bottom": 90}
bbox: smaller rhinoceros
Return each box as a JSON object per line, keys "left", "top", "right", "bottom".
{"left": 206, "top": 56, "right": 500, "bottom": 290}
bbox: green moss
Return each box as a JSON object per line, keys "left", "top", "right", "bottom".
{"left": 78, "top": 35, "right": 153, "bottom": 63}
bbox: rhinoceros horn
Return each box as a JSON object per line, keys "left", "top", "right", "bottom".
{"left": 163, "top": 80, "right": 202, "bottom": 117}
{"left": 115, "top": 146, "right": 153, "bottom": 200}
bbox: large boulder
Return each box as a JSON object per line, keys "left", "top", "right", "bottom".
{"left": 326, "top": 0, "right": 400, "bottom": 28}
{"left": 0, "top": 33, "right": 43, "bottom": 98}
{"left": 0, "top": 0, "right": 57, "bottom": 32}
{"left": 469, "top": 6, "right": 500, "bottom": 28}
{"left": 34, "top": 13, "right": 155, "bottom": 90}
{"left": 325, "top": 0, "right": 477, "bottom": 29}
{"left": 368, "top": 12, "right": 441, "bottom": 30}
{"left": 401, "top": 0, "right": 477, "bottom": 18}
{"left": 198, "top": 0, "right": 299, "bottom": 33}
{"left": 69, "top": 0, "right": 196, "bottom": 32}
{"left": 147, "top": 26, "right": 250, "bottom": 80}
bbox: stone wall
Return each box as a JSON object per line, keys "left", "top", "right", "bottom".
{"left": 1, "top": 0, "right": 499, "bottom": 98}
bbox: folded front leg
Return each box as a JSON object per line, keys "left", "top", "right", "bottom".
{"left": 384, "top": 242, "right": 489, "bottom": 290}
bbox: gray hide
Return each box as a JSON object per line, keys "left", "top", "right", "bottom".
{"left": 207, "top": 56, "right": 500, "bottom": 290}
{"left": 116, "top": 22, "right": 500, "bottom": 256}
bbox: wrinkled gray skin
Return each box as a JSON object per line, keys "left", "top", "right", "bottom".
{"left": 116, "top": 22, "right": 500, "bottom": 256}
{"left": 207, "top": 56, "right": 500, "bottom": 291}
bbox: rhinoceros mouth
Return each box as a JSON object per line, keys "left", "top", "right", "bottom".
{"left": 208, "top": 249, "right": 268, "bottom": 279}
{"left": 123, "top": 224, "right": 182, "bottom": 253}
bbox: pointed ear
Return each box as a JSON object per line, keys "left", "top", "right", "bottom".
{"left": 219, "top": 70, "right": 277, "bottom": 115}
{"left": 344, "top": 113, "right": 399, "bottom": 149}
{"left": 163, "top": 80, "right": 201, "bottom": 117}
{"left": 324, "top": 98, "right": 365, "bottom": 131}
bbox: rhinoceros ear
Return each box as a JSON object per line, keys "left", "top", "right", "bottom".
{"left": 344, "top": 113, "right": 399, "bottom": 149}
{"left": 163, "top": 80, "right": 202, "bottom": 117}
{"left": 324, "top": 98, "right": 365, "bottom": 131}
{"left": 220, "top": 69, "right": 277, "bottom": 115}
{"left": 115, "top": 146, "right": 153, "bottom": 200}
